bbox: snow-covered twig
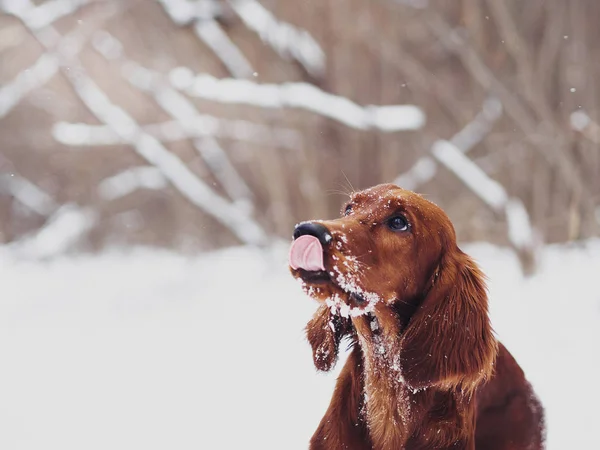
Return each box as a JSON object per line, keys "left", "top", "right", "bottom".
{"left": 0, "top": 53, "right": 59, "bottom": 119}
{"left": 11, "top": 14, "right": 267, "bottom": 245}
{"left": 432, "top": 140, "right": 535, "bottom": 253}
{"left": 65, "top": 69, "right": 266, "bottom": 244}
{"left": 0, "top": 1, "right": 120, "bottom": 255}
{"left": 194, "top": 20, "right": 255, "bottom": 78}
{"left": 52, "top": 118, "right": 302, "bottom": 149}
{"left": 98, "top": 167, "right": 167, "bottom": 201}
{"left": 6, "top": 2, "right": 266, "bottom": 245}
{"left": 156, "top": 0, "right": 221, "bottom": 25}
{"left": 1, "top": 0, "right": 92, "bottom": 30}
{"left": 24, "top": 0, "right": 91, "bottom": 29}
{"left": 228, "top": 0, "right": 325, "bottom": 77}
{"left": 9, "top": 203, "right": 97, "bottom": 259}
{"left": 157, "top": 0, "right": 254, "bottom": 78}
{"left": 571, "top": 110, "right": 600, "bottom": 145}
{"left": 433, "top": 141, "right": 507, "bottom": 210}
{"left": 0, "top": 0, "right": 101, "bottom": 119}
{"left": 427, "top": 12, "right": 591, "bottom": 212}
{"left": 52, "top": 121, "right": 123, "bottom": 146}
{"left": 92, "top": 31, "right": 256, "bottom": 209}
{"left": 193, "top": 136, "right": 254, "bottom": 213}
{"left": 70, "top": 72, "right": 265, "bottom": 244}
{"left": 393, "top": 97, "right": 501, "bottom": 190}
{"left": 570, "top": 111, "right": 600, "bottom": 226}
{"left": 450, "top": 98, "right": 503, "bottom": 151}
{"left": 169, "top": 67, "right": 426, "bottom": 131}
{"left": 0, "top": 173, "right": 57, "bottom": 216}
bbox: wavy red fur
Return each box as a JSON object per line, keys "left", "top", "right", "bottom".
{"left": 292, "top": 184, "right": 544, "bottom": 450}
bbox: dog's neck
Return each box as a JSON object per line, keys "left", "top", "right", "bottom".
{"left": 354, "top": 303, "right": 472, "bottom": 449}
{"left": 355, "top": 314, "right": 416, "bottom": 447}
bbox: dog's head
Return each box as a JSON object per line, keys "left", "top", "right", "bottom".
{"left": 291, "top": 184, "right": 496, "bottom": 390}
{"left": 289, "top": 183, "right": 454, "bottom": 317}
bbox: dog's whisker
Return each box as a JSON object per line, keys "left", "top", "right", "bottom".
{"left": 340, "top": 170, "right": 356, "bottom": 195}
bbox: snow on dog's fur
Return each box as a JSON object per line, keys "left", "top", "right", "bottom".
{"left": 290, "top": 184, "right": 545, "bottom": 450}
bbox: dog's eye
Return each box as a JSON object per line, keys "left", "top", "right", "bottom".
{"left": 343, "top": 204, "right": 353, "bottom": 216}
{"left": 387, "top": 215, "right": 409, "bottom": 231}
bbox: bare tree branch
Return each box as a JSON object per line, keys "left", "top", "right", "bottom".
{"left": 227, "top": 0, "right": 326, "bottom": 77}
{"left": 484, "top": 0, "right": 556, "bottom": 125}
{"left": 394, "top": 97, "right": 502, "bottom": 190}
{"left": 425, "top": 12, "right": 593, "bottom": 217}
{"left": 432, "top": 140, "right": 537, "bottom": 269}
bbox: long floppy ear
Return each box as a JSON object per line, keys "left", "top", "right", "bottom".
{"left": 306, "top": 304, "right": 352, "bottom": 372}
{"left": 399, "top": 248, "right": 498, "bottom": 391}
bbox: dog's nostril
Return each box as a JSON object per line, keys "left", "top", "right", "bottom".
{"left": 293, "top": 222, "right": 333, "bottom": 246}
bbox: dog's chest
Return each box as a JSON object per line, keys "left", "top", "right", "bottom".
{"left": 362, "top": 375, "right": 419, "bottom": 449}
{"left": 360, "top": 348, "right": 419, "bottom": 448}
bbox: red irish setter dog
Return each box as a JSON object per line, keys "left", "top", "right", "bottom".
{"left": 289, "top": 184, "right": 544, "bottom": 450}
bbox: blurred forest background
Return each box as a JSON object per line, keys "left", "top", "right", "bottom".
{"left": 1, "top": 0, "right": 599, "bottom": 273}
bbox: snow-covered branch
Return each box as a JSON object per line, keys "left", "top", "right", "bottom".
{"left": 0, "top": 53, "right": 59, "bottom": 119}
{"left": 450, "top": 98, "right": 503, "bottom": 151}
{"left": 24, "top": 0, "right": 91, "bottom": 29}
{"left": 52, "top": 118, "right": 302, "bottom": 149}
{"left": 432, "top": 140, "right": 535, "bottom": 253}
{"left": 571, "top": 110, "right": 600, "bottom": 145}
{"left": 12, "top": 16, "right": 267, "bottom": 245}
{"left": 92, "top": 30, "right": 257, "bottom": 209}
{"left": 228, "top": 0, "right": 325, "bottom": 77}
{"left": 71, "top": 73, "right": 265, "bottom": 244}
{"left": 0, "top": 161, "right": 94, "bottom": 256}
{"left": 5, "top": 2, "right": 267, "bottom": 245}
{"left": 0, "top": 0, "right": 105, "bottom": 119}
{"left": 0, "top": 1, "right": 124, "bottom": 256}
{"left": 570, "top": 111, "right": 600, "bottom": 226}
{"left": 1, "top": 0, "right": 92, "bottom": 30}
{"left": 194, "top": 20, "right": 254, "bottom": 78}
{"left": 193, "top": 136, "right": 255, "bottom": 213}
{"left": 9, "top": 203, "right": 97, "bottom": 259}
{"left": 157, "top": 0, "right": 254, "bottom": 78}
{"left": 52, "top": 121, "right": 122, "bottom": 146}
{"left": 0, "top": 173, "right": 57, "bottom": 216}
{"left": 393, "top": 97, "right": 501, "bottom": 189}
{"left": 156, "top": 0, "right": 221, "bottom": 25}
{"left": 169, "top": 67, "right": 425, "bottom": 131}
{"left": 98, "top": 167, "right": 167, "bottom": 201}
{"left": 64, "top": 68, "right": 266, "bottom": 244}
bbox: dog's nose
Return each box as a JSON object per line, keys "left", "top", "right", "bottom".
{"left": 293, "top": 222, "right": 333, "bottom": 246}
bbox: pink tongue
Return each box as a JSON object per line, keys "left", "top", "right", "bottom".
{"left": 289, "top": 235, "right": 325, "bottom": 271}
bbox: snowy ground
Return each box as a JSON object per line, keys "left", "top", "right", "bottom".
{"left": 0, "top": 241, "right": 599, "bottom": 449}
